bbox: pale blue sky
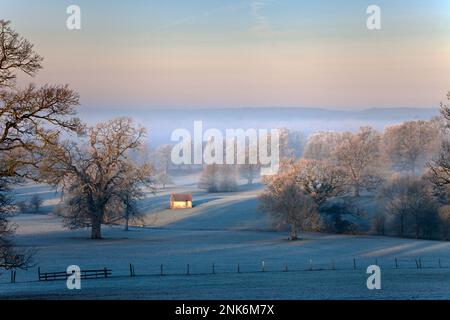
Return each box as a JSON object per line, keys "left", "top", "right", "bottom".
{"left": 1, "top": 0, "right": 450, "bottom": 109}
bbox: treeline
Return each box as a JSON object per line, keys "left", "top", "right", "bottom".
{"left": 260, "top": 110, "right": 450, "bottom": 241}
{"left": 197, "top": 129, "right": 305, "bottom": 192}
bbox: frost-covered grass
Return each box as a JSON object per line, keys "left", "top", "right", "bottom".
{"left": 2, "top": 269, "right": 450, "bottom": 300}
{"left": 1, "top": 182, "right": 450, "bottom": 299}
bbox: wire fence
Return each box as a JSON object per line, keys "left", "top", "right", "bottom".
{"left": 1, "top": 256, "right": 449, "bottom": 285}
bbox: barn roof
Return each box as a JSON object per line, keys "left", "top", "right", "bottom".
{"left": 171, "top": 193, "right": 192, "bottom": 201}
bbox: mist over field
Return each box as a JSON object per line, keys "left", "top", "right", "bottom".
{"left": 2, "top": 0, "right": 450, "bottom": 304}
{"left": 79, "top": 107, "right": 440, "bottom": 145}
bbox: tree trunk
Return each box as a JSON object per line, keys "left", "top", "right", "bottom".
{"left": 353, "top": 184, "right": 360, "bottom": 197}
{"left": 415, "top": 214, "right": 419, "bottom": 239}
{"left": 399, "top": 214, "right": 404, "bottom": 237}
{"left": 289, "top": 225, "right": 298, "bottom": 240}
{"left": 247, "top": 171, "right": 254, "bottom": 185}
{"left": 124, "top": 213, "right": 129, "bottom": 231}
{"left": 91, "top": 215, "right": 102, "bottom": 239}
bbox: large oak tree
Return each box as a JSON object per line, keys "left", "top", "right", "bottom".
{"left": 0, "top": 20, "right": 81, "bottom": 268}
{"left": 41, "top": 117, "right": 153, "bottom": 239}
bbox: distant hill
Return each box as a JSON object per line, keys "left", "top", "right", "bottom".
{"left": 80, "top": 107, "right": 440, "bottom": 145}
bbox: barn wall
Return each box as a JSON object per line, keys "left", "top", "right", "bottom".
{"left": 171, "top": 201, "right": 192, "bottom": 209}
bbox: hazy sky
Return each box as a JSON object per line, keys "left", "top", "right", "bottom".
{"left": 1, "top": 0, "right": 450, "bottom": 109}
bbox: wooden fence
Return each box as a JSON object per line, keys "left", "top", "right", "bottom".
{"left": 38, "top": 267, "right": 111, "bottom": 281}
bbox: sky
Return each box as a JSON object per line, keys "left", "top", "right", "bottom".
{"left": 1, "top": 0, "right": 450, "bottom": 110}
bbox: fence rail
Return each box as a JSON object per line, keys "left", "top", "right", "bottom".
{"left": 38, "top": 267, "right": 111, "bottom": 282}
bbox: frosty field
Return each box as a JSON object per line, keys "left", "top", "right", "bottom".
{"left": 0, "top": 182, "right": 449, "bottom": 300}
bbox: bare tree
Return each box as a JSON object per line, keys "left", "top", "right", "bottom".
{"left": 320, "top": 199, "right": 364, "bottom": 234}
{"left": 29, "top": 194, "right": 43, "bottom": 213}
{"left": 1, "top": 20, "right": 80, "bottom": 268}
{"left": 198, "top": 164, "right": 220, "bottom": 192}
{"left": 154, "top": 144, "right": 172, "bottom": 188}
{"left": 440, "top": 91, "right": 450, "bottom": 124}
{"left": 113, "top": 166, "right": 155, "bottom": 231}
{"left": 155, "top": 171, "right": 172, "bottom": 189}
{"left": 303, "top": 131, "right": 343, "bottom": 160}
{"left": 439, "top": 205, "right": 450, "bottom": 240}
{"left": 430, "top": 93, "right": 450, "bottom": 189}
{"left": 41, "top": 118, "right": 153, "bottom": 239}
{"left": 383, "top": 120, "right": 441, "bottom": 174}
{"left": 287, "top": 130, "right": 306, "bottom": 159}
{"left": 378, "top": 175, "right": 439, "bottom": 238}
{"left": 333, "top": 126, "right": 382, "bottom": 196}
{"left": 239, "top": 141, "right": 259, "bottom": 185}
{"left": 0, "top": 20, "right": 42, "bottom": 88}
{"left": 121, "top": 190, "right": 141, "bottom": 232}
{"left": 371, "top": 212, "right": 386, "bottom": 236}
{"left": 0, "top": 178, "right": 33, "bottom": 269}
{"left": 240, "top": 163, "right": 259, "bottom": 185}
{"left": 259, "top": 172, "right": 321, "bottom": 240}
{"left": 290, "top": 158, "right": 345, "bottom": 206}
{"left": 277, "top": 128, "right": 306, "bottom": 159}
{"left": 198, "top": 163, "right": 238, "bottom": 193}
{"left": 218, "top": 165, "right": 238, "bottom": 192}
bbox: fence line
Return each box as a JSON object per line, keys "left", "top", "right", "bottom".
{"left": 1, "top": 257, "right": 449, "bottom": 285}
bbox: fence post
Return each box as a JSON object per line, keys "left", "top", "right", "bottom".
{"left": 104, "top": 267, "right": 108, "bottom": 278}
{"left": 261, "top": 261, "right": 265, "bottom": 272}
{"left": 419, "top": 258, "right": 422, "bottom": 269}
{"left": 353, "top": 258, "right": 356, "bottom": 270}
{"left": 212, "top": 263, "right": 215, "bottom": 274}
{"left": 439, "top": 258, "right": 442, "bottom": 269}
{"left": 284, "top": 263, "right": 288, "bottom": 272}
{"left": 237, "top": 264, "right": 240, "bottom": 273}
{"left": 38, "top": 267, "right": 41, "bottom": 281}
{"left": 10, "top": 270, "right": 16, "bottom": 284}
{"left": 415, "top": 259, "right": 419, "bottom": 269}
{"left": 309, "top": 259, "right": 313, "bottom": 271}
{"left": 129, "top": 264, "right": 134, "bottom": 277}
{"left": 160, "top": 264, "right": 164, "bottom": 276}
{"left": 395, "top": 258, "right": 398, "bottom": 269}
{"left": 187, "top": 264, "right": 190, "bottom": 275}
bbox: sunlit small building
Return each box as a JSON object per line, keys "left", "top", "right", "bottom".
{"left": 170, "top": 193, "right": 193, "bottom": 209}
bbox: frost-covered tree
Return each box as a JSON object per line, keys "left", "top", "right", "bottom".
{"left": 0, "top": 20, "right": 82, "bottom": 179}
{"left": 218, "top": 165, "right": 238, "bottom": 192}
{"left": 0, "top": 178, "right": 33, "bottom": 269}
{"left": 430, "top": 92, "right": 450, "bottom": 189}
{"left": 333, "top": 126, "right": 382, "bottom": 196}
{"left": 154, "top": 144, "right": 172, "bottom": 188}
{"left": 287, "top": 130, "right": 306, "bottom": 159}
{"left": 0, "top": 20, "right": 80, "bottom": 267}
{"left": 155, "top": 171, "right": 172, "bottom": 189}
{"left": 290, "top": 158, "right": 346, "bottom": 206}
{"left": 378, "top": 175, "right": 439, "bottom": 238}
{"left": 383, "top": 120, "right": 441, "bottom": 174}
{"left": 112, "top": 167, "right": 154, "bottom": 231}
{"left": 259, "top": 170, "right": 321, "bottom": 240}
{"left": 41, "top": 118, "right": 153, "bottom": 239}
{"left": 439, "top": 205, "right": 450, "bottom": 240}
{"left": 303, "top": 131, "right": 343, "bottom": 160}
{"left": 198, "top": 164, "right": 238, "bottom": 192}
{"left": 198, "top": 164, "right": 220, "bottom": 192}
